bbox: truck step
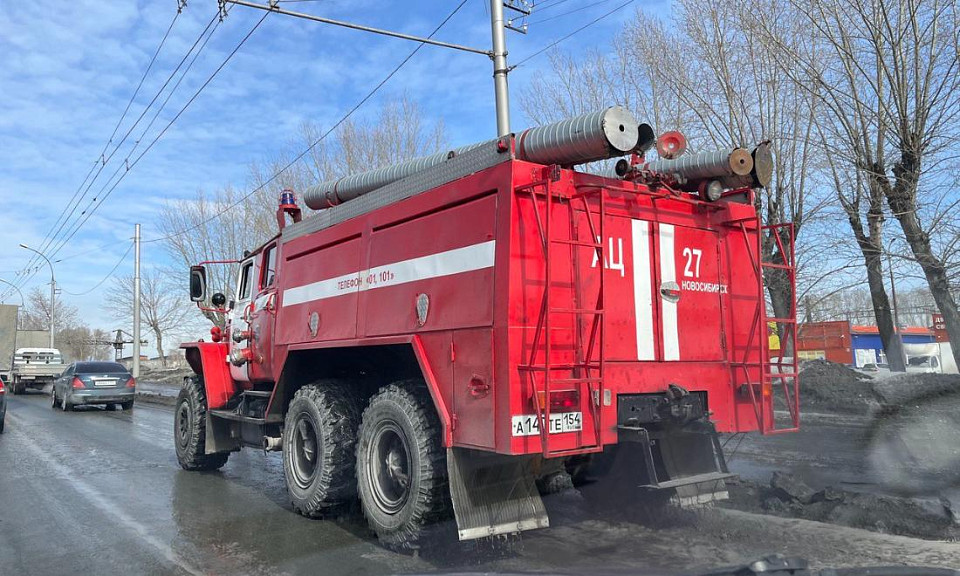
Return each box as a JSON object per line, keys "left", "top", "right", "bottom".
{"left": 241, "top": 390, "right": 272, "bottom": 398}
{"left": 209, "top": 409, "right": 265, "bottom": 425}
{"left": 640, "top": 471, "right": 737, "bottom": 490}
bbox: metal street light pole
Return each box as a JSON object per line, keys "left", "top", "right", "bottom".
{"left": 133, "top": 224, "right": 141, "bottom": 379}
{"left": 19, "top": 244, "right": 56, "bottom": 348}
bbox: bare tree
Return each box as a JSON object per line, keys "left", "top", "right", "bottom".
{"left": 520, "top": 2, "right": 831, "bottom": 353}
{"left": 750, "top": 0, "right": 960, "bottom": 366}
{"left": 19, "top": 286, "right": 80, "bottom": 334}
{"left": 158, "top": 96, "right": 447, "bottom": 328}
{"left": 104, "top": 270, "right": 193, "bottom": 366}
{"left": 57, "top": 326, "right": 113, "bottom": 362}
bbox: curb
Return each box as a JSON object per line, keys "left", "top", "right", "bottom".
{"left": 135, "top": 389, "right": 178, "bottom": 407}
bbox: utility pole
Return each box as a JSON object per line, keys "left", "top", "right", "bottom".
{"left": 489, "top": 0, "right": 511, "bottom": 136}
{"left": 19, "top": 244, "right": 56, "bottom": 348}
{"left": 133, "top": 224, "right": 141, "bottom": 379}
{"left": 223, "top": 0, "right": 513, "bottom": 137}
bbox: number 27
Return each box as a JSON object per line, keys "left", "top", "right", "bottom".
{"left": 683, "top": 247, "right": 702, "bottom": 278}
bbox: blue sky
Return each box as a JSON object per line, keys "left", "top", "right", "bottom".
{"left": 0, "top": 0, "right": 651, "bottom": 338}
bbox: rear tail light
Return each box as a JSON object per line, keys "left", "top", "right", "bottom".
{"left": 72, "top": 377, "right": 86, "bottom": 389}
{"left": 0, "top": 380, "right": 5, "bottom": 394}
{"left": 126, "top": 377, "right": 136, "bottom": 388}
{"left": 536, "top": 389, "right": 580, "bottom": 412}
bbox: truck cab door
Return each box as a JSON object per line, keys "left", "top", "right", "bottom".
{"left": 247, "top": 241, "right": 279, "bottom": 383}
{"left": 228, "top": 257, "right": 257, "bottom": 384}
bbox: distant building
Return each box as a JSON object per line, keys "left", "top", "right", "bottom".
{"left": 798, "top": 320, "right": 937, "bottom": 367}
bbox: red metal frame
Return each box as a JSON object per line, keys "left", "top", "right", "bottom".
{"left": 733, "top": 221, "right": 799, "bottom": 434}
{"left": 518, "top": 168, "right": 605, "bottom": 457}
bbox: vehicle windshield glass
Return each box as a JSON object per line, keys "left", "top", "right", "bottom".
{"left": 76, "top": 362, "right": 127, "bottom": 374}
{"left": 262, "top": 244, "right": 276, "bottom": 288}
{"left": 237, "top": 260, "right": 254, "bottom": 300}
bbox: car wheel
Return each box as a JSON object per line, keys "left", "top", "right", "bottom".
{"left": 61, "top": 395, "right": 73, "bottom": 412}
{"left": 0, "top": 416, "right": 4, "bottom": 433}
{"left": 121, "top": 401, "right": 134, "bottom": 411}
{"left": 356, "top": 382, "right": 449, "bottom": 551}
{"left": 51, "top": 389, "right": 58, "bottom": 409}
{"left": 175, "top": 377, "right": 229, "bottom": 471}
{"left": 282, "top": 380, "right": 360, "bottom": 518}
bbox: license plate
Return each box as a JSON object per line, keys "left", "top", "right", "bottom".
{"left": 511, "top": 412, "right": 582, "bottom": 437}
{"left": 92, "top": 379, "right": 118, "bottom": 387}
{"left": 20, "top": 376, "right": 35, "bottom": 380}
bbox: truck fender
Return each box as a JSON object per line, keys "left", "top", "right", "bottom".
{"left": 411, "top": 335, "right": 453, "bottom": 448}
{"left": 180, "top": 342, "right": 236, "bottom": 410}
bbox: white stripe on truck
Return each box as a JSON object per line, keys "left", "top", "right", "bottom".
{"left": 632, "top": 220, "right": 656, "bottom": 360}
{"left": 659, "top": 223, "right": 680, "bottom": 361}
{"left": 282, "top": 240, "right": 496, "bottom": 307}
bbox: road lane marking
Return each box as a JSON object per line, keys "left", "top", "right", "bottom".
{"left": 8, "top": 412, "right": 204, "bottom": 576}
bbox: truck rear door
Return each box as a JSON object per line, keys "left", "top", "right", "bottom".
{"left": 658, "top": 223, "right": 725, "bottom": 362}
{"left": 588, "top": 218, "right": 725, "bottom": 362}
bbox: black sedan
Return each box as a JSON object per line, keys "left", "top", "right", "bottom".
{"left": 51, "top": 361, "right": 136, "bottom": 411}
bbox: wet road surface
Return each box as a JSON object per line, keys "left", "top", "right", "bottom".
{"left": 3, "top": 391, "right": 960, "bottom": 575}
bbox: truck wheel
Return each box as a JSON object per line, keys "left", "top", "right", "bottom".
{"left": 51, "top": 389, "right": 59, "bottom": 409}
{"left": 12, "top": 378, "right": 22, "bottom": 395}
{"left": 175, "top": 377, "right": 229, "bottom": 471}
{"left": 356, "top": 382, "right": 449, "bottom": 551}
{"left": 283, "top": 381, "right": 360, "bottom": 517}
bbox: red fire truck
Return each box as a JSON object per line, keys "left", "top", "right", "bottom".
{"left": 177, "top": 107, "right": 798, "bottom": 549}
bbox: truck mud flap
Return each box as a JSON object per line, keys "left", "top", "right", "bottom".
{"left": 618, "top": 422, "right": 736, "bottom": 507}
{"left": 447, "top": 448, "right": 549, "bottom": 541}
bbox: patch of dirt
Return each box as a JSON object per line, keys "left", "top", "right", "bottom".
{"left": 799, "top": 359, "right": 881, "bottom": 414}
{"left": 138, "top": 366, "right": 193, "bottom": 388}
{"left": 873, "top": 373, "right": 960, "bottom": 406}
{"left": 723, "top": 473, "right": 960, "bottom": 542}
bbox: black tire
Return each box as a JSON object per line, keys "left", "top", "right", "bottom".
{"left": 356, "top": 382, "right": 449, "bottom": 551}
{"left": 51, "top": 389, "right": 59, "bottom": 409}
{"left": 60, "top": 395, "right": 73, "bottom": 412}
{"left": 12, "top": 378, "right": 22, "bottom": 395}
{"left": 121, "top": 401, "right": 134, "bottom": 411}
{"left": 282, "top": 381, "right": 360, "bottom": 518}
{"left": 175, "top": 377, "right": 229, "bottom": 471}
{"left": 0, "top": 416, "right": 4, "bottom": 433}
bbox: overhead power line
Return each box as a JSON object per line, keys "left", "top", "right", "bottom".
{"left": 144, "top": 0, "right": 471, "bottom": 245}
{"left": 32, "top": 13, "right": 221, "bottom": 265}
{"left": 528, "top": 0, "right": 620, "bottom": 24}
{"left": 512, "top": 0, "right": 635, "bottom": 68}
{"left": 61, "top": 241, "right": 135, "bottom": 296}
{"left": 47, "top": 10, "right": 270, "bottom": 259}
{"left": 5, "top": 8, "right": 258, "bottom": 303}
{"left": 12, "top": 9, "right": 185, "bottom": 294}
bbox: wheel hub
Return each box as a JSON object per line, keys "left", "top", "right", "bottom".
{"left": 176, "top": 404, "right": 191, "bottom": 449}
{"left": 369, "top": 422, "right": 411, "bottom": 515}
{"left": 289, "top": 414, "right": 321, "bottom": 489}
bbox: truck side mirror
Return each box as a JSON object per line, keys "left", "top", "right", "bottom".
{"left": 189, "top": 266, "right": 207, "bottom": 303}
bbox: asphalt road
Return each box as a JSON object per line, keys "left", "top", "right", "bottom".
{"left": 3, "top": 391, "right": 960, "bottom": 576}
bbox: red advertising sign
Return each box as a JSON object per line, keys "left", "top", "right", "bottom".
{"left": 932, "top": 313, "right": 949, "bottom": 342}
